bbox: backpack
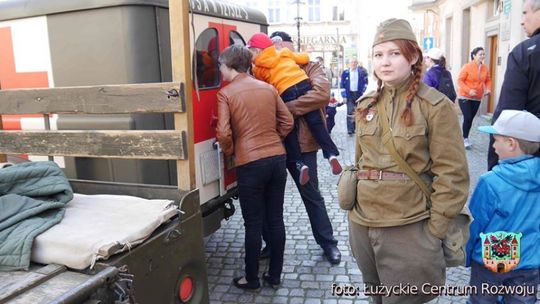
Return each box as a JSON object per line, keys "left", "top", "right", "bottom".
{"left": 437, "top": 70, "right": 457, "bottom": 102}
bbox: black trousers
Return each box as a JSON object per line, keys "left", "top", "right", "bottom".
{"left": 237, "top": 155, "right": 287, "bottom": 282}
{"left": 263, "top": 152, "right": 338, "bottom": 250}
{"left": 458, "top": 98, "right": 481, "bottom": 138}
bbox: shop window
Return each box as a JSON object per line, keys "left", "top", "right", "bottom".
{"left": 194, "top": 28, "right": 219, "bottom": 89}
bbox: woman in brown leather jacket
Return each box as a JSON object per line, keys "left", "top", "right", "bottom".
{"left": 216, "top": 45, "right": 293, "bottom": 290}
{"left": 349, "top": 19, "right": 469, "bottom": 303}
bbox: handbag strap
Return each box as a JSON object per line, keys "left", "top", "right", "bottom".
{"left": 376, "top": 101, "right": 432, "bottom": 208}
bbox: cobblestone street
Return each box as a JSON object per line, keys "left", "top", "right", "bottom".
{"left": 204, "top": 103, "right": 502, "bottom": 303}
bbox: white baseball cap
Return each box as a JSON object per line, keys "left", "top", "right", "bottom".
{"left": 478, "top": 110, "right": 540, "bottom": 142}
{"left": 427, "top": 48, "right": 444, "bottom": 61}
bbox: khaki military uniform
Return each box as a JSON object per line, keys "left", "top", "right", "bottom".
{"left": 348, "top": 80, "right": 470, "bottom": 304}
{"left": 350, "top": 80, "right": 469, "bottom": 239}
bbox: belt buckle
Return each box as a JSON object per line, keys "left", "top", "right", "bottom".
{"left": 368, "top": 170, "right": 383, "bottom": 180}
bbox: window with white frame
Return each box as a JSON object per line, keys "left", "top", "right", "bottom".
{"left": 332, "top": 5, "right": 344, "bottom": 21}
{"left": 268, "top": 0, "right": 281, "bottom": 23}
{"left": 307, "top": 0, "right": 320, "bottom": 22}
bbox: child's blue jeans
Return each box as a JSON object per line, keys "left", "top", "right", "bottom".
{"left": 280, "top": 79, "right": 339, "bottom": 162}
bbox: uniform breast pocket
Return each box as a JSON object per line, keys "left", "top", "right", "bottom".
{"left": 393, "top": 125, "right": 427, "bottom": 146}
{"left": 357, "top": 121, "right": 378, "bottom": 137}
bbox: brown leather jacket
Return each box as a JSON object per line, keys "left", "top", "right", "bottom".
{"left": 286, "top": 62, "right": 331, "bottom": 153}
{"left": 216, "top": 73, "right": 293, "bottom": 167}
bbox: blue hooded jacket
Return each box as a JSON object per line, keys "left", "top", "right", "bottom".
{"left": 466, "top": 155, "right": 540, "bottom": 270}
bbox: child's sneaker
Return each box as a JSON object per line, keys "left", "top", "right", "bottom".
{"left": 329, "top": 156, "right": 342, "bottom": 175}
{"left": 296, "top": 162, "right": 310, "bottom": 185}
{"left": 464, "top": 138, "right": 472, "bottom": 150}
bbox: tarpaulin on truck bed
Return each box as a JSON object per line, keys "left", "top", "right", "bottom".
{"left": 0, "top": 161, "right": 73, "bottom": 271}
{"left": 31, "top": 193, "right": 178, "bottom": 270}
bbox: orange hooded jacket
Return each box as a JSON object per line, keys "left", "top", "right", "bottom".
{"left": 252, "top": 46, "right": 310, "bottom": 95}
{"left": 457, "top": 61, "right": 492, "bottom": 100}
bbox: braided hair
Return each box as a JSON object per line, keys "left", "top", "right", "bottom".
{"left": 357, "top": 40, "right": 424, "bottom": 127}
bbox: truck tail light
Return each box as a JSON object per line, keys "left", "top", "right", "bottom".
{"left": 178, "top": 275, "right": 193, "bottom": 302}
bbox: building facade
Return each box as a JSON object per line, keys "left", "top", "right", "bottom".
{"left": 235, "top": 0, "right": 412, "bottom": 88}
{"left": 410, "top": 0, "right": 527, "bottom": 115}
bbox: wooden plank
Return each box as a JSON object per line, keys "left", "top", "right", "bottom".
{"left": 0, "top": 82, "right": 185, "bottom": 115}
{"left": 0, "top": 264, "right": 66, "bottom": 303}
{"left": 0, "top": 130, "right": 186, "bottom": 159}
{"left": 7, "top": 271, "right": 91, "bottom": 304}
{"left": 170, "top": 0, "right": 195, "bottom": 191}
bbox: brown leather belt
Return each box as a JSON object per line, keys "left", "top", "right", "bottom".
{"left": 357, "top": 169, "right": 410, "bottom": 181}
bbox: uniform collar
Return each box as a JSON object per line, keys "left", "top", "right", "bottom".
{"left": 382, "top": 76, "right": 413, "bottom": 99}
{"left": 533, "top": 27, "right": 540, "bottom": 37}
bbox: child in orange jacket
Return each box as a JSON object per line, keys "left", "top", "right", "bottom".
{"left": 247, "top": 32, "right": 342, "bottom": 185}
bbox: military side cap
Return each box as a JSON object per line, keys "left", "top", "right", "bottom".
{"left": 373, "top": 18, "right": 417, "bottom": 46}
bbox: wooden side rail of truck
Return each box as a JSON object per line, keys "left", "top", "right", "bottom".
{"left": 0, "top": 81, "right": 208, "bottom": 303}
{"left": 0, "top": 2, "right": 218, "bottom": 302}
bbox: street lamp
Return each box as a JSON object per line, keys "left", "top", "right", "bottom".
{"left": 291, "top": 0, "right": 304, "bottom": 52}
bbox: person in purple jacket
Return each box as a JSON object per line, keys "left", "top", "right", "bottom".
{"left": 423, "top": 48, "right": 456, "bottom": 102}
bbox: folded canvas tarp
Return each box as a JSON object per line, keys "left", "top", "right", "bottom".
{"left": 0, "top": 161, "right": 73, "bottom": 271}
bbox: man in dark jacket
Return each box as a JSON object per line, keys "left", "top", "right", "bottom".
{"left": 340, "top": 58, "right": 368, "bottom": 135}
{"left": 488, "top": 0, "right": 540, "bottom": 170}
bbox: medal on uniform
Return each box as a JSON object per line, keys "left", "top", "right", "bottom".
{"left": 366, "top": 109, "right": 376, "bottom": 121}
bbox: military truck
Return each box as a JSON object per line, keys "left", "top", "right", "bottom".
{"left": 0, "top": 0, "right": 267, "bottom": 302}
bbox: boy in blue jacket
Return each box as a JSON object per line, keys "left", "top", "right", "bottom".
{"left": 466, "top": 110, "right": 540, "bottom": 304}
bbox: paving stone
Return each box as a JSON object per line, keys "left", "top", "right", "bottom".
{"left": 282, "top": 280, "right": 301, "bottom": 288}
{"left": 288, "top": 298, "right": 305, "bottom": 304}
{"left": 296, "top": 266, "right": 313, "bottom": 274}
{"left": 334, "top": 275, "right": 351, "bottom": 283}
{"left": 213, "top": 284, "right": 229, "bottom": 293}
{"left": 209, "top": 292, "right": 223, "bottom": 301}
{"left": 315, "top": 274, "right": 334, "bottom": 282}
{"left": 313, "top": 267, "right": 331, "bottom": 274}
{"left": 275, "top": 288, "right": 289, "bottom": 296}
{"left": 300, "top": 281, "right": 320, "bottom": 289}
{"left": 272, "top": 296, "right": 288, "bottom": 303}
{"left": 236, "top": 294, "right": 254, "bottom": 303}
{"left": 283, "top": 273, "right": 298, "bottom": 280}
{"left": 298, "top": 274, "right": 315, "bottom": 281}
{"left": 306, "top": 289, "right": 325, "bottom": 298}
{"left": 289, "top": 288, "right": 305, "bottom": 297}
{"left": 259, "top": 288, "right": 277, "bottom": 296}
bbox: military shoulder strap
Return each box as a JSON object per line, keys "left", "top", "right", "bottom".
{"left": 416, "top": 83, "right": 446, "bottom": 106}
{"left": 376, "top": 100, "right": 432, "bottom": 208}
